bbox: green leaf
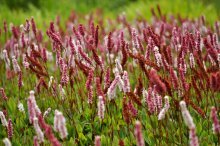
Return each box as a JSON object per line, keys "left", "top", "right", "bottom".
{"left": 79, "top": 133, "right": 87, "bottom": 141}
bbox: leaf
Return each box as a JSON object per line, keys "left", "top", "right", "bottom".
{"left": 68, "top": 137, "right": 75, "bottom": 145}
{"left": 79, "top": 133, "right": 87, "bottom": 141}
{"left": 113, "top": 136, "right": 119, "bottom": 145}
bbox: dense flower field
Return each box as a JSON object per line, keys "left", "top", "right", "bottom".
{"left": 0, "top": 7, "right": 220, "bottom": 145}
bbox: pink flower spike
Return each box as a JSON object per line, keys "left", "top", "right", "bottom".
{"left": 189, "top": 127, "right": 199, "bottom": 146}
{"left": 0, "top": 88, "right": 8, "bottom": 100}
{"left": 54, "top": 110, "right": 68, "bottom": 139}
{"left": 0, "top": 111, "right": 8, "bottom": 127}
{"left": 60, "top": 64, "right": 69, "bottom": 86}
{"left": 94, "top": 136, "right": 101, "bottom": 146}
{"left": 210, "top": 107, "right": 220, "bottom": 134}
{"left": 12, "top": 56, "right": 21, "bottom": 74}
{"left": 98, "top": 96, "right": 105, "bottom": 120}
{"left": 107, "top": 76, "right": 120, "bottom": 100}
{"left": 122, "top": 71, "right": 130, "bottom": 93}
{"left": 33, "top": 117, "right": 44, "bottom": 143}
{"left": 179, "top": 101, "right": 195, "bottom": 129}
{"left": 134, "top": 120, "right": 145, "bottom": 146}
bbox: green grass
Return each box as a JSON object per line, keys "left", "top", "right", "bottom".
{"left": 123, "top": 0, "right": 219, "bottom": 24}
{"left": 0, "top": 0, "right": 219, "bottom": 29}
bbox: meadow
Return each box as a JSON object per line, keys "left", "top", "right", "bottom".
{"left": 0, "top": 0, "right": 220, "bottom": 145}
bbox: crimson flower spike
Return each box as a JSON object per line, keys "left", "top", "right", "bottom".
{"left": 25, "top": 19, "right": 30, "bottom": 32}
{"left": 104, "top": 67, "right": 111, "bottom": 89}
{"left": 90, "top": 22, "right": 95, "bottom": 38}
{"left": 72, "top": 26, "right": 81, "bottom": 43}
{"left": 4, "top": 20, "right": 7, "bottom": 34}
{"left": 85, "top": 70, "right": 94, "bottom": 90}
{"left": 95, "top": 25, "right": 99, "bottom": 48}
{"left": 38, "top": 115, "right": 61, "bottom": 146}
{"left": 12, "top": 26, "right": 19, "bottom": 40}
{"left": 69, "top": 36, "right": 76, "bottom": 55}
{"left": 31, "top": 17, "right": 37, "bottom": 37}
{"left": 149, "top": 68, "right": 167, "bottom": 94}
{"left": 7, "top": 119, "right": 13, "bottom": 140}
{"left": 78, "top": 24, "right": 85, "bottom": 37}
{"left": 49, "top": 21, "right": 55, "bottom": 33}
{"left": 107, "top": 32, "right": 114, "bottom": 52}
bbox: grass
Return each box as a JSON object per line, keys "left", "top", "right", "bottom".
{"left": 124, "top": 0, "right": 219, "bottom": 24}
{"left": 0, "top": 0, "right": 219, "bottom": 29}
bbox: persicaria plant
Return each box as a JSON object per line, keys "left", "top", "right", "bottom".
{"left": 0, "top": 5, "right": 220, "bottom": 145}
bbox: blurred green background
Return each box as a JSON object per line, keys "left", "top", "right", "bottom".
{"left": 0, "top": 0, "right": 219, "bottom": 28}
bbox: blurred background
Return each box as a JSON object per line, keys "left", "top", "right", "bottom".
{"left": 0, "top": 0, "right": 219, "bottom": 27}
